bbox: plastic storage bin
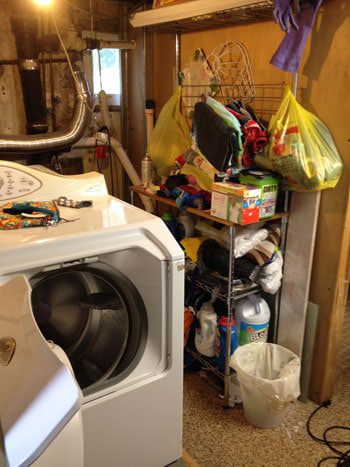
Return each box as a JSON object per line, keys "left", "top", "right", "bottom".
{"left": 231, "top": 343, "right": 300, "bottom": 428}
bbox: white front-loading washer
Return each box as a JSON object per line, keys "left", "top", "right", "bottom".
{"left": 0, "top": 161, "right": 184, "bottom": 467}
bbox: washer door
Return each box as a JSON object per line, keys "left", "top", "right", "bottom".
{"left": 0, "top": 276, "right": 82, "bottom": 467}
{"left": 31, "top": 263, "right": 147, "bottom": 392}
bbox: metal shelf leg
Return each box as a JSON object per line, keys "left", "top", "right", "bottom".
{"left": 223, "top": 225, "right": 235, "bottom": 407}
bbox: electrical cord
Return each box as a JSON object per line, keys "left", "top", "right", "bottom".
{"left": 51, "top": 7, "right": 118, "bottom": 196}
{"left": 105, "top": 126, "right": 116, "bottom": 196}
{"left": 51, "top": 13, "right": 94, "bottom": 116}
{"left": 93, "top": 126, "right": 117, "bottom": 196}
{"left": 307, "top": 400, "right": 350, "bottom": 466}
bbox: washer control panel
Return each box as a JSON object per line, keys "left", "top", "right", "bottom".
{"left": 0, "top": 166, "right": 42, "bottom": 201}
{"left": 0, "top": 161, "right": 108, "bottom": 201}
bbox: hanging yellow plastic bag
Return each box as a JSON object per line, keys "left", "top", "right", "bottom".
{"left": 266, "top": 88, "right": 342, "bottom": 191}
{"left": 147, "top": 86, "right": 191, "bottom": 176}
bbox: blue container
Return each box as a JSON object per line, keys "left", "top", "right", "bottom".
{"left": 215, "top": 316, "right": 238, "bottom": 373}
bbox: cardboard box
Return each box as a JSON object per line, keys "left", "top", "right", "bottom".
{"left": 210, "top": 182, "right": 261, "bottom": 225}
{"left": 212, "top": 181, "right": 261, "bottom": 198}
{"left": 239, "top": 170, "right": 280, "bottom": 219}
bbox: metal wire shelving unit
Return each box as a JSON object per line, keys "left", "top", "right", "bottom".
{"left": 130, "top": 185, "right": 289, "bottom": 407}
{"left": 130, "top": 1, "right": 274, "bottom": 34}
{"left": 130, "top": 1, "right": 295, "bottom": 408}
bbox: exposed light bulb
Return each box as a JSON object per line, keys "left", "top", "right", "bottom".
{"left": 33, "top": 0, "right": 53, "bottom": 7}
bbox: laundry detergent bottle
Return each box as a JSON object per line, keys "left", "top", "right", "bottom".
{"left": 215, "top": 316, "right": 238, "bottom": 373}
{"left": 235, "top": 294, "right": 270, "bottom": 346}
{"left": 195, "top": 302, "right": 217, "bottom": 357}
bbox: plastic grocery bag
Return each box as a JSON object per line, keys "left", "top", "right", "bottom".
{"left": 258, "top": 250, "right": 283, "bottom": 294}
{"left": 231, "top": 343, "right": 300, "bottom": 428}
{"left": 147, "top": 86, "right": 191, "bottom": 176}
{"left": 266, "top": 88, "right": 342, "bottom": 191}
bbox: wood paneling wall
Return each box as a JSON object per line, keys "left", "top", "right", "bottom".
{"left": 153, "top": 32, "right": 177, "bottom": 118}
{"left": 151, "top": 0, "right": 350, "bottom": 402}
{"left": 305, "top": 1, "right": 350, "bottom": 402}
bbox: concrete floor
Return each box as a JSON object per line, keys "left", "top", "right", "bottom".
{"left": 183, "top": 307, "right": 350, "bottom": 466}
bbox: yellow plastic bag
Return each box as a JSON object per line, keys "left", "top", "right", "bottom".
{"left": 267, "top": 88, "right": 342, "bottom": 191}
{"left": 147, "top": 86, "right": 191, "bottom": 176}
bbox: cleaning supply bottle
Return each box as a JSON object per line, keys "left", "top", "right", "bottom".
{"left": 161, "top": 211, "right": 177, "bottom": 239}
{"left": 215, "top": 316, "right": 238, "bottom": 373}
{"left": 235, "top": 294, "right": 271, "bottom": 346}
{"left": 195, "top": 302, "right": 217, "bottom": 357}
{"left": 176, "top": 211, "right": 195, "bottom": 240}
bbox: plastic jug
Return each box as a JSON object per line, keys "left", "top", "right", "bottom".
{"left": 215, "top": 316, "right": 238, "bottom": 373}
{"left": 195, "top": 302, "right": 217, "bottom": 357}
{"left": 235, "top": 294, "right": 270, "bottom": 346}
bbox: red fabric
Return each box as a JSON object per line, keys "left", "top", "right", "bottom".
{"left": 242, "top": 120, "right": 268, "bottom": 167}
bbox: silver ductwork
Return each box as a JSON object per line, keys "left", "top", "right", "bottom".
{"left": 0, "top": 68, "right": 91, "bottom": 154}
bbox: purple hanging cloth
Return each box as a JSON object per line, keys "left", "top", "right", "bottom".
{"left": 270, "top": 0, "right": 323, "bottom": 73}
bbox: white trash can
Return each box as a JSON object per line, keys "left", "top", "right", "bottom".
{"left": 230, "top": 342, "right": 301, "bottom": 429}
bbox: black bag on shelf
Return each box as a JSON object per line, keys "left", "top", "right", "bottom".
{"left": 193, "top": 102, "right": 239, "bottom": 172}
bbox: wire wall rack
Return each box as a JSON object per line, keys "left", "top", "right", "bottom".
{"left": 181, "top": 82, "right": 287, "bottom": 125}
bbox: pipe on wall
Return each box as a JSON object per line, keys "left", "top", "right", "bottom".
{"left": 110, "top": 137, "right": 154, "bottom": 213}
{"left": 10, "top": 15, "right": 48, "bottom": 135}
{"left": 0, "top": 68, "right": 91, "bottom": 154}
{"left": 72, "top": 135, "right": 154, "bottom": 213}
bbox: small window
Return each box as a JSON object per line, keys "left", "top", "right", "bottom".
{"left": 92, "top": 48, "right": 121, "bottom": 107}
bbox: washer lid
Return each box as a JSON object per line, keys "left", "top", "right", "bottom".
{"left": 0, "top": 276, "right": 82, "bottom": 467}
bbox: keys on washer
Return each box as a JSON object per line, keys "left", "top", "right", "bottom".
{"left": 57, "top": 196, "right": 93, "bottom": 209}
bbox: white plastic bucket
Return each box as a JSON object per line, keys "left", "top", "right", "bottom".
{"left": 231, "top": 343, "right": 301, "bottom": 428}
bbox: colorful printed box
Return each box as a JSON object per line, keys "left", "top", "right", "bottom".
{"left": 239, "top": 170, "right": 280, "bottom": 219}
{"left": 210, "top": 182, "right": 261, "bottom": 225}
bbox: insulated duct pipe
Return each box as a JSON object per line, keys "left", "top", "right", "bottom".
{"left": 0, "top": 68, "right": 91, "bottom": 154}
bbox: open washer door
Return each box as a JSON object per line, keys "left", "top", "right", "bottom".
{"left": 0, "top": 276, "right": 82, "bottom": 467}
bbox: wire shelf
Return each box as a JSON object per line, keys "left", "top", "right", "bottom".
{"left": 186, "top": 270, "right": 260, "bottom": 302}
{"left": 186, "top": 347, "right": 225, "bottom": 380}
{"left": 144, "top": 1, "right": 274, "bottom": 34}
